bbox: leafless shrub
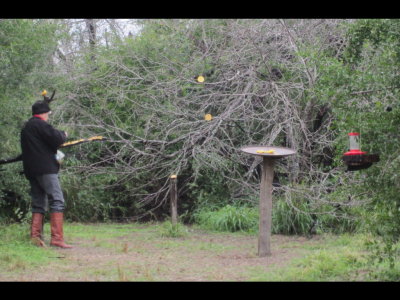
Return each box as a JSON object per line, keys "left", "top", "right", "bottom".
{"left": 55, "top": 19, "right": 359, "bottom": 218}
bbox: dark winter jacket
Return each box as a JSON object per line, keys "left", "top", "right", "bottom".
{"left": 20, "top": 116, "right": 67, "bottom": 178}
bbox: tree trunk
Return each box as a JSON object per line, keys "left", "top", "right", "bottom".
{"left": 85, "top": 19, "right": 96, "bottom": 63}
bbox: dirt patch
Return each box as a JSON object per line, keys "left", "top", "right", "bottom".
{"left": 3, "top": 227, "right": 316, "bottom": 281}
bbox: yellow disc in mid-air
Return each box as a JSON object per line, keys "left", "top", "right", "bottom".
{"left": 41, "top": 90, "right": 48, "bottom": 96}
{"left": 197, "top": 75, "right": 205, "bottom": 83}
{"left": 204, "top": 114, "right": 213, "bottom": 121}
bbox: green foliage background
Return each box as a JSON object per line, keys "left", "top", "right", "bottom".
{"left": 0, "top": 20, "right": 59, "bottom": 222}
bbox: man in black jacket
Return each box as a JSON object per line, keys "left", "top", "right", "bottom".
{"left": 21, "top": 99, "right": 72, "bottom": 248}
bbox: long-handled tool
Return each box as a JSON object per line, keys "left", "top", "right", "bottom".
{"left": 0, "top": 136, "right": 108, "bottom": 166}
{"left": 59, "top": 136, "right": 107, "bottom": 148}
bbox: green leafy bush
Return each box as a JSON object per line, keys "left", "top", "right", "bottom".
{"left": 272, "top": 195, "right": 362, "bottom": 235}
{"left": 193, "top": 204, "right": 258, "bottom": 232}
{"left": 272, "top": 198, "right": 314, "bottom": 235}
{"left": 159, "top": 221, "right": 188, "bottom": 238}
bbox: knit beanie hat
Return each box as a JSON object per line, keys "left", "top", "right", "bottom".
{"left": 32, "top": 100, "right": 51, "bottom": 115}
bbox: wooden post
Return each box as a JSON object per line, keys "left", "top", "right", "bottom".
{"left": 258, "top": 157, "right": 275, "bottom": 257}
{"left": 170, "top": 175, "right": 178, "bottom": 225}
{"left": 240, "top": 145, "right": 296, "bottom": 257}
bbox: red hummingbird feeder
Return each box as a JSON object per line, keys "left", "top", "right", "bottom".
{"left": 342, "top": 132, "right": 379, "bottom": 171}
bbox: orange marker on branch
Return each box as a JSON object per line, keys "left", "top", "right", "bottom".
{"left": 204, "top": 114, "right": 213, "bottom": 121}
{"left": 197, "top": 75, "right": 205, "bottom": 83}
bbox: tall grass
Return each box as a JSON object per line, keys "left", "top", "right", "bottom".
{"left": 272, "top": 199, "right": 314, "bottom": 235}
{"left": 193, "top": 204, "right": 258, "bottom": 232}
{"left": 193, "top": 199, "right": 361, "bottom": 235}
{"left": 159, "top": 221, "right": 188, "bottom": 238}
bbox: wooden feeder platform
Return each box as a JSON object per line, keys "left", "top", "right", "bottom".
{"left": 240, "top": 145, "right": 296, "bottom": 257}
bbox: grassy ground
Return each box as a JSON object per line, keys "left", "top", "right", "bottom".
{"left": 0, "top": 222, "right": 393, "bottom": 281}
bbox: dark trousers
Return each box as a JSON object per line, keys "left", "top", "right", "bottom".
{"left": 29, "top": 174, "right": 65, "bottom": 214}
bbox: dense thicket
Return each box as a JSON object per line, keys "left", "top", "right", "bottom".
{"left": 1, "top": 20, "right": 399, "bottom": 259}
{"left": 0, "top": 19, "right": 59, "bottom": 221}
{"left": 56, "top": 19, "right": 353, "bottom": 223}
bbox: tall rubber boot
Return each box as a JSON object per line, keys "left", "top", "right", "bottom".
{"left": 31, "top": 213, "right": 46, "bottom": 247}
{"left": 50, "top": 212, "right": 72, "bottom": 249}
